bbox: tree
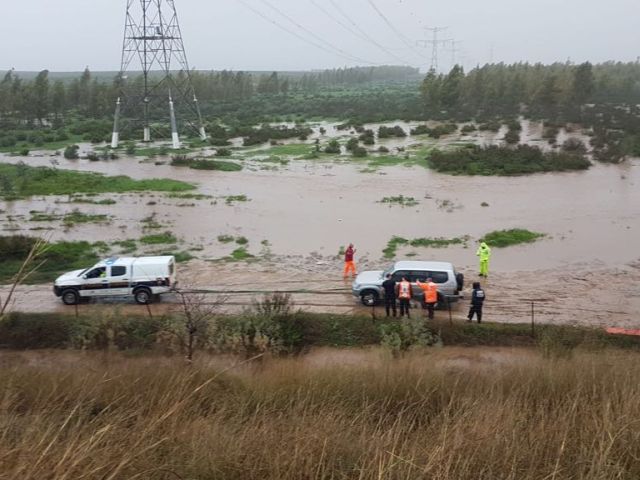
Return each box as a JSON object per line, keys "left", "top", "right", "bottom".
{"left": 572, "top": 62, "right": 594, "bottom": 104}
{"left": 420, "top": 68, "right": 442, "bottom": 111}
{"left": 440, "top": 65, "right": 464, "bottom": 110}
{"left": 51, "top": 80, "right": 66, "bottom": 118}
{"left": 32, "top": 70, "right": 50, "bottom": 124}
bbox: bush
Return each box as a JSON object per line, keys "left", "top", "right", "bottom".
{"left": 352, "top": 146, "right": 368, "bottom": 158}
{"left": 63, "top": 145, "right": 79, "bottom": 159}
{"left": 324, "top": 139, "right": 341, "bottom": 154}
{"left": 504, "top": 129, "right": 520, "bottom": 145}
{"left": 429, "top": 145, "right": 590, "bottom": 175}
{"left": 215, "top": 148, "right": 232, "bottom": 157}
{"left": 480, "top": 228, "right": 545, "bottom": 248}
{"left": 380, "top": 319, "right": 441, "bottom": 357}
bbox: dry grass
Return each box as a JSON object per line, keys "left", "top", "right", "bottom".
{"left": 1, "top": 348, "right": 640, "bottom": 479}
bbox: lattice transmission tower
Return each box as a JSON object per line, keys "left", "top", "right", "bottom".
{"left": 111, "top": 0, "right": 206, "bottom": 149}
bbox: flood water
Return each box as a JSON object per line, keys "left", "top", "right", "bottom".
{"left": 0, "top": 120, "right": 638, "bottom": 273}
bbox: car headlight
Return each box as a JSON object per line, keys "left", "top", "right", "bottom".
{"left": 352, "top": 283, "right": 360, "bottom": 290}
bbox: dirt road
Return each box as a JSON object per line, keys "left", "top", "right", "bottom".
{"left": 2, "top": 257, "right": 639, "bottom": 329}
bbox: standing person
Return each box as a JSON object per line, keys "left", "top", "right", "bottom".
{"left": 467, "top": 282, "right": 486, "bottom": 323}
{"left": 476, "top": 241, "right": 492, "bottom": 278}
{"left": 417, "top": 277, "right": 438, "bottom": 320}
{"left": 343, "top": 243, "right": 357, "bottom": 278}
{"left": 382, "top": 274, "right": 397, "bottom": 318}
{"left": 396, "top": 276, "right": 412, "bottom": 318}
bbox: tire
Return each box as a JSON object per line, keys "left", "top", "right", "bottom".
{"left": 61, "top": 289, "right": 79, "bottom": 306}
{"left": 456, "top": 273, "right": 464, "bottom": 292}
{"left": 134, "top": 288, "right": 152, "bottom": 305}
{"left": 360, "top": 290, "right": 380, "bottom": 307}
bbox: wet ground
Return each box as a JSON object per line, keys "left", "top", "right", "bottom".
{"left": 1, "top": 120, "right": 638, "bottom": 326}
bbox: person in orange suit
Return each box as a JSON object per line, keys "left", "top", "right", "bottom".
{"left": 417, "top": 277, "right": 438, "bottom": 320}
{"left": 343, "top": 243, "right": 357, "bottom": 278}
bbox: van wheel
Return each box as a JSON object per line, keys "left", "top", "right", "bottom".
{"left": 134, "top": 288, "right": 152, "bottom": 305}
{"left": 62, "top": 289, "right": 79, "bottom": 306}
{"left": 360, "top": 290, "right": 379, "bottom": 307}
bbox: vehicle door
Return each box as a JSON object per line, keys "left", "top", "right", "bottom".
{"left": 107, "top": 265, "right": 130, "bottom": 296}
{"left": 80, "top": 267, "right": 108, "bottom": 297}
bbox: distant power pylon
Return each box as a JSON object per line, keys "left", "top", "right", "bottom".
{"left": 417, "top": 27, "right": 452, "bottom": 72}
{"left": 111, "top": 0, "right": 206, "bottom": 149}
{"left": 449, "top": 40, "right": 463, "bottom": 69}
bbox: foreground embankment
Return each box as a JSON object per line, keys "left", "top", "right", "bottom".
{"left": 2, "top": 311, "right": 640, "bottom": 353}
{"left": 2, "top": 345, "right": 640, "bottom": 479}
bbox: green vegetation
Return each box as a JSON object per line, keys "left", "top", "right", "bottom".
{"left": 383, "top": 235, "right": 468, "bottom": 258}
{"left": 429, "top": 145, "right": 591, "bottom": 175}
{"left": 62, "top": 210, "right": 110, "bottom": 226}
{"left": 480, "top": 229, "right": 545, "bottom": 248}
{"left": 65, "top": 195, "right": 117, "bottom": 205}
{"left": 166, "top": 192, "right": 213, "bottom": 200}
{"left": 140, "top": 231, "right": 177, "bottom": 245}
{"left": 217, "top": 234, "right": 235, "bottom": 244}
{"left": 0, "top": 236, "right": 101, "bottom": 284}
{"left": 170, "top": 156, "right": 242, "bottom": 172}
{"left": 112, "top": 239, "right": 137, "bottom": 254}
{"left": 378, "top": 195, "right": 419, "bottom": 207}
{"left": 224, "top": 194, "right": 249, "bottom": 205}
{"left": 0, "top": 163, "right": 194, "bottom": 199}
{"left": 229, "top": 246, "right": 254, "bottom": 261}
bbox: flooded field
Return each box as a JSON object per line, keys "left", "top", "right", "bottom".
{"left": 1, "top": 120, "right": 639, "bottom": 324}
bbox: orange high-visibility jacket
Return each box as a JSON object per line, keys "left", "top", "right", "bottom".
{"left": 398, "top": 281, "right": 412, "bottom": 299}
{"left": 418, "top": 281, "right": 438, "bottom": 303}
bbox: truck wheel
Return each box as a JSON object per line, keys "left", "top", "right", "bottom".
{"left": 360, "top": 290, "right": 379, "bottom": 307}
{"left": 134, "top": 288, "right": 152, "bottom": 305}
{"left": 61, "top": 289, "right": 79, "bottom": 306}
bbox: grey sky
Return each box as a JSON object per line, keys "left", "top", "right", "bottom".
{"left": 2, "top": 0, "right": 638, "bottom": 72}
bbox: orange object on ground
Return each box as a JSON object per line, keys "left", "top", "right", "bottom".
{"left": 343, "top": 261, "right": 356, "bottom": 277}
{"left": 606, "top": 327, "right": 640, "bottom": 337}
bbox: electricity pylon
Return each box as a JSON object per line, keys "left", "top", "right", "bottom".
{"left": 111, "top": 0, "right": 206, "bottom": 149}
{"left": 417, "top": 27, "right": 452, "bottom": 73}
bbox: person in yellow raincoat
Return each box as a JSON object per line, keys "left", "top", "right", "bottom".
{"left": 476, "top": 241, "right": 492, "bottom": 277}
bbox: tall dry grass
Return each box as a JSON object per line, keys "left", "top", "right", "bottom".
{"left": 1, "top": 348, "right": 640, "bottom": 479}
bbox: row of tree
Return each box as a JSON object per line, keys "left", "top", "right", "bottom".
{"left": 420, "top": 61, "right": 640, "bottom": 119}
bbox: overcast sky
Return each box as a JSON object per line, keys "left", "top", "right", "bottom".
{"left": 2, "top": 0, "right": 639, "bottom": 73}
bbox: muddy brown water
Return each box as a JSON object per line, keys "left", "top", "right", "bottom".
{"left": 1, "top": 121, "right": 638, "bottom": 325}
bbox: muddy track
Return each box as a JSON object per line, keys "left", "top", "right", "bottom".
{"left": 2, "top": 258, "right": 639, "bottom": 329}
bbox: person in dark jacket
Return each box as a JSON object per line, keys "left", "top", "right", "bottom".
{"left": 381, "top": 274, "right": 397, "bottom": 317}
{"left": 467, "top": 282, "right": 486, "bottom": 323}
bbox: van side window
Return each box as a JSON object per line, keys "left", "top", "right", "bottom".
{"left": 409, "top": 271, "right": 427, "bottom": 282}
{"left": 111, "top": 266, "right": 127, "bottom": 277}
{"left": 429, "top": 272, "right": 449, "bottom": 284}
{"left": 392, "top": 270, "right": 410, "bottom": 282}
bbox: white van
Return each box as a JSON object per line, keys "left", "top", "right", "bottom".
{"left": 54, "top": 256, "right": 177, "bottom": 305}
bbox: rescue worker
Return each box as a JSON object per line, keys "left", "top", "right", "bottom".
{"left": 476, "top": 241, "right": 492, "bottom": 277}
{"left": 382, "top": 273, "right": 397, "bottom": 318}
{"left": 417, "top": 277, "right": 438, "bottom": 320}
{"left": 396, "top": 276, "right": 412, "bottom": 318}
{"left": 467, "top": 281, "right": 486, "bottom": 323}
{"left": 343, "top": 243, "right": 357, "bottom": 278}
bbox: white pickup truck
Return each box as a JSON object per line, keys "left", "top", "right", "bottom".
{"left": 53, "top": 256, "right": 177, "bottom": 305}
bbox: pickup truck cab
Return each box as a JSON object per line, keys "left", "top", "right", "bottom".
{"left": 54, "top": 256, "right": 177, "bottom": 305}
{"left": 352, "top": 260, "right": 463, "bottom": 306}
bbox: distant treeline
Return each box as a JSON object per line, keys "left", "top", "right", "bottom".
{"left": 421, "top": 61, "right": 640, "bottom": 119}
{"left": 0, "top": 65, "right": 419, "bottom": 125}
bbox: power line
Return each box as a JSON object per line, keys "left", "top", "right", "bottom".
{"left": 364, "top": 0, "right": 428, "bottom": 60}
{"left": 257, "top": 0, "right": 380, "bottom": 65}
{"left": 313, "top": 0, "right": 414, "bottom": 66}
{"left": 236, "top": 0, "right": 377, "bottom": 65}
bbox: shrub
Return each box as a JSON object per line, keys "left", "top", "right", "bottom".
{"left": 63, "top": 145, "right": 79, "bottom": 159}
{"left": 324, "top": 140, "right": 341, "bottom": 154}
